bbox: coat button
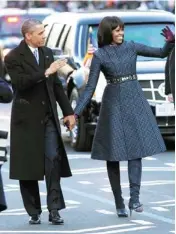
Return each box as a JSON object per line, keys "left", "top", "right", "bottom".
{"left": 42, "top": 101, "right": 45, "bottom": 105}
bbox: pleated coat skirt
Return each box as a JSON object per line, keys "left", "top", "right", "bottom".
{"left": 91, "top": 80, "right": 166, "bottom": 161}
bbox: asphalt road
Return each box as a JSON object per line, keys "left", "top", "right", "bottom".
{"left": 0, "top": 103, "right": 175, "bottom": 234}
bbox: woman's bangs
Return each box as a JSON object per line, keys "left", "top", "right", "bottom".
{"left": 112, "top": 19, "right": 124, "bottom": 30}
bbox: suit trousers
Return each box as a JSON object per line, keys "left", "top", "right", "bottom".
{"left": 19, "top": 118, "right": 65, "bottom": 216}
{"left": 107, "top": 158, "right": 142, "bottom": 209}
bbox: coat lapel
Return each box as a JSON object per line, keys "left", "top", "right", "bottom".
{"left": 40, "top": 47, "right": 51, "bottom": 70}
{"left": 19, "top": 40, "right": 39, "bottom": 70}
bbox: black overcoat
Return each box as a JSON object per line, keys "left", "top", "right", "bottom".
{"left": 5, "top": 40, "right": 74, "bottom": 180}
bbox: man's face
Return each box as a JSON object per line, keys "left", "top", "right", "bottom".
{"left": 26, "top": 24, "right": 46, "bottom": 47}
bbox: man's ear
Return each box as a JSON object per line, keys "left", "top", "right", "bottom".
{"left": 25, "top": 32, "right": 31, "bottom": 41}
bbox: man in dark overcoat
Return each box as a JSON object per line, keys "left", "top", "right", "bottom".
{"left": 4, "top": 19, "right": 76, "bottom": 225}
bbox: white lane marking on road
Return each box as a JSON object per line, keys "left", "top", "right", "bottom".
{"left": 6, "top": 184, "right": 19, "bottom": 188}
{"left": 90, "top": 226, "right": 155, "bottom": 234}
{"left": 150, "top": 200, "right": 175, "bottom": 204}
{"left": 66, "top": 206, "right": 79, "bottom": 210}
{"left": 4, "top": 208, "right": 26, "bottom": 213}
{"left": 1, "top": 166, "right": 174, "bottom": 174}
{"left": 0, "top": 224, "right": 139, "bottom": 233}
{"left": 96, "top": 210, "right": 115, "bottom": 215}
{"left": 72, "top": 167, "right": 174, "bottom": 174}
{"left": 3, "top": 205, "right": 47, "bottom": 213}
{"left": 131, "top": 220, "right": 154, "bottom": 225}
{"left": 162, "top": 204, "right": 175, "bottom": 207}
{"left": 144, "top": 157, "right": 157, "bottom": 161}
{"left": 0, "top": 212, "right": 27, "bottom": 216}
{"left": 4, "top": 188, "right": 19, "bottom": 192}
{"left": 65, "top": 200, "right": 81, "bottom": 205}
{"left": 0, "top": 206, "right": 78, "bottom": 216}
{"left": 100, "top": 188, "right": 111, "bottom": 193}
{"left": 101, "top": 180, "right": 175, "bottom": 191}
{"left": 78, "top": 181, "right": 93, "bottom": 185}
{"left": 165, "top": 163, "right": 175, "bottom": 167}
{"left": 151, "top": 207, "right": 169, "bottom": 212}
{"left": 68, "top": 155, "right": 90, "bottom": 159}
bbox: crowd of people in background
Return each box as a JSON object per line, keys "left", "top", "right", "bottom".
{"left": 2, "top": 0, "right": 175, "bottom": 14}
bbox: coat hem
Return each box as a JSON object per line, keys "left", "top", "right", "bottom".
{"left": 91, "top": 148, "right": 166, "bottom": 162}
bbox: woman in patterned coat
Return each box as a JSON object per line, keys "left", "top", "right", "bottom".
{"left": 74, "top": 16, "right": 174, "bottom": 217}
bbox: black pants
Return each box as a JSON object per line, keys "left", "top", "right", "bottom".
{"left": 19, "top": 119, "right": 65, "bottom": 216}
{"left": 107, "top": 158, "right": 142, "bottom": 209}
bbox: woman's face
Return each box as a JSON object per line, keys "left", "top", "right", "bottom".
{"left": 112, "top": 26, "right": 124, "bottom": 44}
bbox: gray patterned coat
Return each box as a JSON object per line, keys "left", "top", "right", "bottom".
{"left": 74, "top": 41, "right": 172, "bottom": 161}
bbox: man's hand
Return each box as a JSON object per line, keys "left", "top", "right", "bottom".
{"left": 45, "top": 59, "right": 67, "bottom": 77}
{"left": 63, "top": 115, "right": 76, "bottom": 131}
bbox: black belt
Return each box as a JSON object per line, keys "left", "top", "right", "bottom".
{"left": 107, "top": 74, "right": 137, "bottom": 84}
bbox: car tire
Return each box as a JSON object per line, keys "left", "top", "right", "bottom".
{"left": 70, "top": 88, "right": 92, "bottom": 151}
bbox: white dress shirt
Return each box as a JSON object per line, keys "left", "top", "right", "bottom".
{"left": 28, "top": 45, "right": 39, "bottom": 64}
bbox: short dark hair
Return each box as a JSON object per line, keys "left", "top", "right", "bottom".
{"left": 97, "top": 16, "right": 124, "bottom": 48}
{"left": 21, "top": 19, "right": 42, "bottom": 37}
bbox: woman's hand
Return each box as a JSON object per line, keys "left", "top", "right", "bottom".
{"left": 161, "top": 26, "right": 175, "bottom": 42}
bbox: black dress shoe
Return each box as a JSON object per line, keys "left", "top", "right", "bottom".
{"left": 117, "top": 208, "right": 128, "bottom": 217}
{"left": 29, "top": 215, "right": 41, "bottom": 224}
{"left": 49, "top": 210, "right": 64, "bottom": 225}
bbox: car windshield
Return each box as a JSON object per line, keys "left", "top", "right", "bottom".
{"left": 88, "top": 23, "right": 175, "bottom": 61}
{"left": 0, "top": 14, "right": 50, "bottom": 37}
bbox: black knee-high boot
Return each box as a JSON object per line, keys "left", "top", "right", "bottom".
{"left": 107, "top": 161, "right": 125, "bottom": 209}
{"left": 128, "top": 158, "right": 143, "bottom": 214}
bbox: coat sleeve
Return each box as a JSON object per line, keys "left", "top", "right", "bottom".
{"left": 0, "top": 78, "right": 13, "bottom": 103}
{"left": 74, "top": 54, "right": 101, "bottom": 116}
{"left": 4, "top": 54, "right": 45, "bottom": 91}
{"left": 48, "top": 50, "right": 74, "bottom": 117}
{"left": 133, "top": 41, "right": 174, "bottom": 58}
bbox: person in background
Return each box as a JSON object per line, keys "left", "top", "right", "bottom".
{"left": 0, "top": 52, "right": 13, "bottom": 212}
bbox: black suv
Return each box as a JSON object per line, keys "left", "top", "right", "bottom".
{"left": 44, "top": 10, "right": 175, "bottom": 151}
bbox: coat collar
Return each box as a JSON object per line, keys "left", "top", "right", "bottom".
{"left": 18, "top": 40, "right": 50, "bottom": 70}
